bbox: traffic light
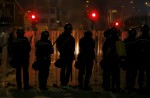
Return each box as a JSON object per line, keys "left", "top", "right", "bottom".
{"left": 28, "top": 11, "right": 38, "bottom": 23}
{"left": 114, "top": 21, "right": 120, "bottom": 27}
{"left": 91, "top": 12, "right": 96, "bottom": 18}
{"left": 30, "top": 13, "right": 37, "bottom": 23}
{"left": 115, "top": 22, "right": 119, "bottom": 26}
{"left": 88, "top": 10, "right": 99, "bottom": 21}
{"left": 31, "top": 14, "right": 36, "bottom": 20}
{"left": 26, "top": 11, "right": 39, "bottom": 31}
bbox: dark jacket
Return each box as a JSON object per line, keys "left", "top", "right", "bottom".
{"left": 12, "top": 37, "right": 31, "bottom": 65}
{"left": 136, "top": 34, "right": 150, "bottom": 66}
{"left": 36, "top": 40, "right": 54, "bottom": 60}
{"left": 56, "top": 32, "right": 75, "bottom": 60}
{"left": 78, "top": 36, "right": 95, "bottom": 62}
{"left": 101, "top": 37, "right": 120, "bottom": 69}
{"left": 124, "top": 37, "right": 137, "bottom": 68}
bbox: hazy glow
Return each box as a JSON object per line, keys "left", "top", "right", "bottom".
{"left": 75, "top": 41, "right": 79, "bottom": 55}
{"left": 31, "top": 15, "right": 35, "bottom": 19}
{"left": 92, "top": 13, "right": 96, "bottom": 17}
{"left": 145, "top": 2, "right": 148, "bottom": 5}
{"left": 86, "top": 1, "right": 89, "bottom": 3}
{"left": 115, "top": 22, "right": 119, "bottom": 26}
{"left": 130, "top": 1, "right": 133, "bottom": 4}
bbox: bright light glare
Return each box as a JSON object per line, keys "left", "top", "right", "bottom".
{"left": 92, "top": 13, "right": 96, "bottom": 17}
{"left": 86, "top": 1, "right": 90, "bottom": 3}
{"left": 115, "top": 22, "right": 119, "bottom": 26}
{"left": 32, "top": 15, "right": 35, "bottom": 19}
{"left": 145, "top": 2, "right": 148, "bottom": 5}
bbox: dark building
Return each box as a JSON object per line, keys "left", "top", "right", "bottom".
{"left": 0, "top": 0, "right": 25, "bottom": 26}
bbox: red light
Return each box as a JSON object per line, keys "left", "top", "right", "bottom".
{"left": 115, "top": 22, "right": 119, "bottom": 26}
{"left": 31, "top": 15, "right": 35, "bottom": 19}
{"left": 88, "top": 10, "right": 99, "bottom": 21}
{"left": 92, "top": 13, "right": 96, "bottom": 18}
{"left": 27, "top": 11, "right": 39, "bottom": 24}
{"left": 114, "top": 21, "right": 120, "bottom": 27}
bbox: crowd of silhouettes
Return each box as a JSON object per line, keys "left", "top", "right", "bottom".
{"left": 101, "top": 24, "right": 150, "bottom": 93}
{"left": 1, "top": 23, "right": 150, "bottom": 93}
{"left": 135, "top": 24, "right": 150, "bottom": 93}
{"left": 124, "top": 24, "right": 150, "bottom": 93}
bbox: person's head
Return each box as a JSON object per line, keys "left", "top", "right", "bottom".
{"left": 104, "top": 27, "right": 119, "bottom": 40}
{"left": 64, "top": 23, "right": 73, "bottom": 33}
{"left": 128, "top": 28, "right": 137, "bottom": 38}
{"left": 141, "top": 24, "right": 150, "bottom": 35}
{"left": 16, "top": 28, "right": 25, "bottom": 38}
{"left": 41, "top": 30, "right": 49, "bottom": 40}
{"left": 104, "top": 28, "right": 111, "bottom": 38}
{"left": 84, "top": 31, "right": 92, "bottom": 38}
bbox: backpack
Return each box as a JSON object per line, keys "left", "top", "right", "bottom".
{"left": 115, "top": 40, "right": 126, "bottom": 57}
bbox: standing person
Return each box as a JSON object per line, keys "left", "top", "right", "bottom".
{"left": 35, "top": 30, "right": 54, "bottom": 90}
{"left": 100, "top": 27, "right": 121, "bottom": 92}
{"left": 124, "top": 28, "right": 138, "bottom": 92}
{"left": 136, "top": 24, "right": 150, "bottom": 92}
{"left": 8, "top": 28, "right": 16, "bottom": 64}
{"left": 77, "top": 31, "right": 95, "bottom": 90}
{"left": 11, "top": 28, "right": 32, "bottom": 90}
{"left": 56, "top": 23, "right": 75, "bottom": 89}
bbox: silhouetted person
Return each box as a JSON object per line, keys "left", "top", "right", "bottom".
{"left": 11, "top": 28, "right": 32, "bottom": 89}
{"left": 56, "top": 23, "right": 75, "bottom": 89}
{"left": 35, "top": 30, "right": 54, "bottom": 90}
{"left": 136, "top": 24, "right": 150, "bottom": 92}
{"left": 124, "top": 28, "right": 138, "bottom": 92}
{"left": 8, "top": 28, "right": 16, "bottom": 63}
{"left": 77, "top": 31, "right": 95, "bottom": 90}
{"left": 101, "top": 27, "right": 120, "bottom": 92}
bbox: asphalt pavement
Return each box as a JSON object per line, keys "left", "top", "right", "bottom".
{"left": 0, "top": 85, "right": 150, "bottom": 98}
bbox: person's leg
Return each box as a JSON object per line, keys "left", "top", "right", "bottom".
{"left": 39, "top": 69, "right": 49, "bottom": 90}
{"left": 115, "top": 68, "right": 120, "bottom": 91}
{"left": 16, "top": 65, "right": 22, "bottom": 89}
{"left": 65, "top": 60, "right": 73, "bottom": 86}
{"left": 78, "top": 68, "right": 84, "bottom": 88}
{"left": 146, "top": 68, "right": 150, "bottom": 91}
{"left": 38, "top": 70, "right": 42, "bottom": 89}
{"left": 138, "top": 68, "right": 145, "bottom": 90}
{"left": 126, "top": 69, "right": 132, "bottom": 90}
{"left": 103, "top": 68, "right": 111, "bottom": 91}
{"left": 23, "top": 65, "right": 32, "bottom": 89}
{"left": 84, "top": 63, "right": 93, "bottom": 89}
{"left": 111, "top": 66, "right": 120, "bottom": 91}
{"left": 131, "top": 68, "right": 138, "bottom": 90}
{"left": 60, "top": 66, "right": 66, "bottom": 86}
{"left": 43, "top": 69, "right": 49, "bottom": 89}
